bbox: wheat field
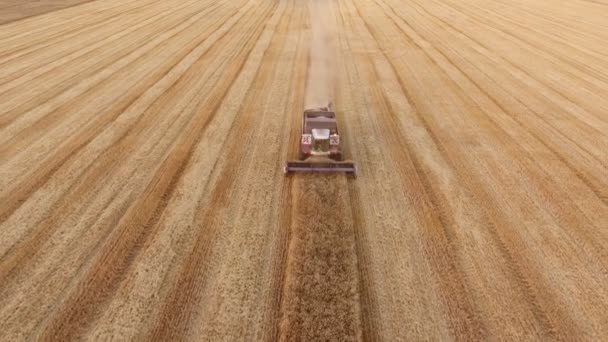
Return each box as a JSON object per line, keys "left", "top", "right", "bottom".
{"left": 1, "top": 0, "right": 607, "bottom": 340}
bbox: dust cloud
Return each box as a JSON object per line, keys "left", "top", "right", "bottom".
{"left": 305, "top": 0, "right": 337, "bottom": 109}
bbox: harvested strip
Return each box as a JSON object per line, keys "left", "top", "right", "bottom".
{"left": 278, "top": 175, "right": 362, "bottom": 341}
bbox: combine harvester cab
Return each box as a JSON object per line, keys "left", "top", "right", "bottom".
{"left": 284, "top": 103, "right": 357, "bottom": 176}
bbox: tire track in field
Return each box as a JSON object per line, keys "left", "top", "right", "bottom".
{"left": 347, "top": 183, "right": 378, "bottom": 342}
{"left": 269, "top": 68, "right": 303, "bottom": 342}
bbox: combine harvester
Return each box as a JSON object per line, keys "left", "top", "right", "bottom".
{"left": 284, "top": 103, "right": 357, "bottom": 176}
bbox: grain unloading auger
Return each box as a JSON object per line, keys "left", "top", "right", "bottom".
{"left": 284, "top": 103, "right": 357, "bottom": 176}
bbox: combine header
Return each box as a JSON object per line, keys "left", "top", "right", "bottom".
{"left": 284, "top": 103, "right": 356, "bottom": 175}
